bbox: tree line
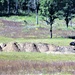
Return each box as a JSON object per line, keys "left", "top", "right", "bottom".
{"left": 0, "top": 0, "right": 75, "bottom": 38}
{"left": 0, "top": 0, "right": 40, "bottom": 15}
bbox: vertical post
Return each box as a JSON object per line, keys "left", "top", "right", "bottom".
{"left": 34, "top": 0, "right": 38, "bottom": 25}
{"left": 27, "top": 0, "right": 31, "bottom": 15}
{"left": 7, "top": 0, "right": 10, "bottom": 14}
{"left": 15, "top": 0, "right": 18, "bottom": 15}
{"left": 28, "top": 4, "right": 29, "bottom": 15}
{"left": 36, "top": 0, "right": 38, "bottom": 25}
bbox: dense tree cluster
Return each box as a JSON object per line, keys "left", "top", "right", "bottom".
{"left": 0, "top": 0, "right": 40, "bottom": 15}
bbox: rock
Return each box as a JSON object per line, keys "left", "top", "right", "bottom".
{"left": 3, "top": 42, "right": 20, "bottom": 52}
{"left": 70, "top": 42, "right": 75, "bottom": 46}
{"left": 36, "top": 43, "right": 49, "bottom": 53}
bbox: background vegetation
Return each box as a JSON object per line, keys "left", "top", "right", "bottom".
{"left": 0, "top": 0, "right": 75, "bottom": 75}
{"left": 0, "top": 0, "right": 75, "bottom": 38}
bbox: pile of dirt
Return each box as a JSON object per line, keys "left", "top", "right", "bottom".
{"left": 0, "top": 42, "right": 75, "bottom": 54}
{"left": 3, "top": 42, "right": 20, "bottom": 52}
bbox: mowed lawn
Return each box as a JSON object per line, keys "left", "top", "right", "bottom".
{"left": 0, "top": 52, "right": 75, "bottom": 62}
{"left": 0, "top": 36, "right": 73, "bottom": 46}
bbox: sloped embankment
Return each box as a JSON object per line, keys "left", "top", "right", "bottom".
{"left": 0, "top": 42, "right": 75, "bottom": 54}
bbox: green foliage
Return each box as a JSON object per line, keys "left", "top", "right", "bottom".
{"left": 40, "top": 0, "right": 59, "bottom": 38}
{"left": 57, "top": 0, "right": 75, "bottom": 27}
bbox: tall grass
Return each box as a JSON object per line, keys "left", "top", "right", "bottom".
{"left": 0, "top": 60, "right": 74, "bottom": 75}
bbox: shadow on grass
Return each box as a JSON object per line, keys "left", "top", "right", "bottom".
{"left": 67, "top": 36, "right": 75, "bottom": 39}
{"left": 0, "top": 13, "right": 32, "bottom": 17}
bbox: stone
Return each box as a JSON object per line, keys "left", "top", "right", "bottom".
{"left": 70, "top": 42, "right": 75, "bottom": 46}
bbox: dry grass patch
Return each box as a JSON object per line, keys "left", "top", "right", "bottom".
{"left": 0, "top": 60, "right": 74, "bottom": 75}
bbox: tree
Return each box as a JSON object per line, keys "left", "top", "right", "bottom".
{"left": 15, "top": 0, "right": 18, "bottom": 14}
{"left": 7, "top": 0, "right": 10, "bottom": 14}
{"left": 22, "top": 0, "right": 29, "bottom": 13}
{"left": 40, "top": 0, "right": 58, "bottom": 38}
{"left": 0, "top": 0, "right": 3, "bottom": 14}
{"left": 57, "top": 0, "right": 75, "bottom": 28}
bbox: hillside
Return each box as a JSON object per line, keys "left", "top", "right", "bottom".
{"left": 0, "top": 16, "right": 75, "bottom": 39}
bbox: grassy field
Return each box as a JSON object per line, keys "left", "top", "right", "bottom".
{"left": 0, "top": 16, "right": 75, "bottom": 75}
{"left": 0, "top": 52, "right": 75, "bottom": 75}
{"left": 0, "top": 52, "right": 75, "bottom": 61}
{"left": 0, "top": 36, "right": 73, "bottom": 46}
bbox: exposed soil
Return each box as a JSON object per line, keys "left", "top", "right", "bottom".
{"left": 0, "top": 42, "right": 74, "bottom": 54}
{"left": 0, "top": 19, "right": 75, "bottom": 38}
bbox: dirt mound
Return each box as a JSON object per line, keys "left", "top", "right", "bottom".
{"left": 35, "top": 43, "right": 49, "bottom": 53}
{"left": 56, "top": 46, "right": 75, "bottom": 53}
{"left": 0, "top": 42, "right": 75, "bottom": 53}
{"left": 18, "top": 43, "right": 56, "bottom": 53}
{"left": 3, "top": 42, "right": 20, "bottom": 52}
{"left": 23, "top": 43, "right": 38, "bottom": 52}
{"left": 2, "top": 42, "right": 56, "bottom": 52}
{"left": 48, "top": 44, "right": 56, "bottom": 51}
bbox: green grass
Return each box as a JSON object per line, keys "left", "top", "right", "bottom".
{"left": 0, "top": 36, "right": 14, "bottom": 43}
{"left": 0, "top": 52, "right": 75, "bottom": 61}
{"left": 16, "top": 38, "right": 72, "bottom": 46}
{"left": 0, "top": 15, "right": 40, "bottom": 23}
{"left": 0, "top": 36, "right": 73, "bottom": 46}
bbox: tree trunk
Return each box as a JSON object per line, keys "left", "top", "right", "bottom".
{"left": 15, "top": 0, "right": 18, "bottom": 15}
{"left": 36, "top": 8, "right": 38, "bottom": 25}
{"left": 65, "top": 15, "right": 69, "bottom": 28}
{"left": 7, "top": 0, "right": 10, "bottom": 14}
{"left": 36, "top": 0, "right": 38, "bottom": 25}
{"left": 50, "top": 24, "right": 52, "bottom": 38}
{"left": 66, "top": 19, "right": 69, "bottom": 28}
{"left": 27, "top": 3, "right": 30, "bottom": 15}
{"left": 34, "top": 0, "right": 38, "bottom": 25}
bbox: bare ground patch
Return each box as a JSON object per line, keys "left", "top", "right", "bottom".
{"left": 0, "top": 60, "right": 75, "bottom": 75}
{"left": 0, "top": 19, "right": 75, "bottom": 38}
